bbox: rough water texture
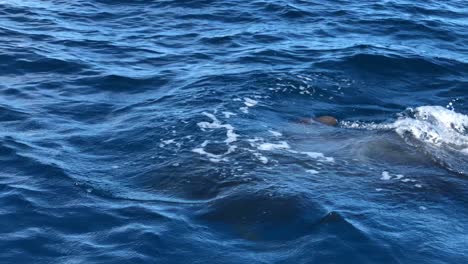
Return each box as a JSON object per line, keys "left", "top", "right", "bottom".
{"left": 1, "top": 0, "right": 467, "bottom": 263}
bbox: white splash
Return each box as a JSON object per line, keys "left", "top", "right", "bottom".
{"left": 394, "top": 106, "right": 468, "bottom": 149}
{"left": 342, "top": 106, "right": 468, "bottom": 151}
{"left": 341, "top": 105, "right": 468, "bottom": 175}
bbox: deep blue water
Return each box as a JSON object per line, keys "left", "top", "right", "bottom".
{"left": 1, "top": 0, "right": 468, "bottom": 263}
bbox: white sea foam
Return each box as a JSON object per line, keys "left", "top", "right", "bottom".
{"left": 268, "top": 130, "right": 282, "bottom": 137}
{"left": 253, "top": 152, "right": 269, "bottom": 164}
{"left": 239, "top": 98, "right": 259, "bottom": 114}
{"left": 226, "top": 129, "right": 238, "bottom": 144}
{"left": 222, "top": 111, "right": 236, "bottom": 118}
{"left": 257, "top": 141, "right": 290, "bottom": 151}
{"left": 192, "top": 148, "right": 224, "bottom": 163}
{"left": 197, "top": 112, "right": 238, "bottom": 144}
{"left": 159, "top": 138, "right": 182, "bottom": 148}
{"left": 381, "top": 171, "right": 391, "bottom": 180}
{"left": 246, "top": 136, "right": 335, "bottom": 166}
{"left": 379, "top": 171, "right": 415, "bottom": 183}
{"left": 162, "top": 139, "right": 175, "bottom": 145}
{"left": 244, "top": 97, "right": 258, "bottom": 107}
{"left": 192, "top": 140, "right": 236, "bottom": 163}
{"left": 301, "top": 151, "right": 335, "bottom": 163}
{"left": 306, "top": 169, "right": 319, "bottom": 174}
{"left": 192, "top": 141, "right": 223, "bottom": 161}
{"left": 193, "top": 113, "right": 240, "bottom": 162}
{"left": 395, "top": 174, "right": 404, "bottom": 180}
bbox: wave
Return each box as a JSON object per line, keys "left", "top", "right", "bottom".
{"left": 0, "top": 53, "right": 88, "bottom": 75}
{"left": 341, "top": 106, "right": 468, "bottom": 175}
{"left": 316, "top": 52, "right": 468, "bottom": 76}
{"left": 78, "top": 74, "right": 171, "bottom": 93}
{"left": 0, "top": 105, "right": 28, "bottom": 121}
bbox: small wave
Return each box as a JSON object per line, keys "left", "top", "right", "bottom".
{"left": 0, "top": 54, "right": 88, "bottom": 75}
{"left": 0, "top": 105, "right": 29, "bottom": 121}
{"left": 257, "top": 2, "right": 313, "bottom": 19}
{"left": 322, "top": 53, "right": 463, "bottom": 75}
{"left": 78, "top": 74, "right": 171, "bottom": 93}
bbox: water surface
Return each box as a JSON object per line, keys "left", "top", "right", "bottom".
{"left": 1, "top": 0, "right": 467, "bottom": 263}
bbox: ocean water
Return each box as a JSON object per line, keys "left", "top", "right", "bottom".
{"left": 1, "top": 0, "right": 467, "bottom": 263}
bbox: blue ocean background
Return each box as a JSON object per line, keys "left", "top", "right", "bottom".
{"left": 1, "top": 0, "right": 467, "bottom": 263}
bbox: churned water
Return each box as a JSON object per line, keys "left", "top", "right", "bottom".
{"left": 1, "top": 0, "right": 467, "bottom": 263}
